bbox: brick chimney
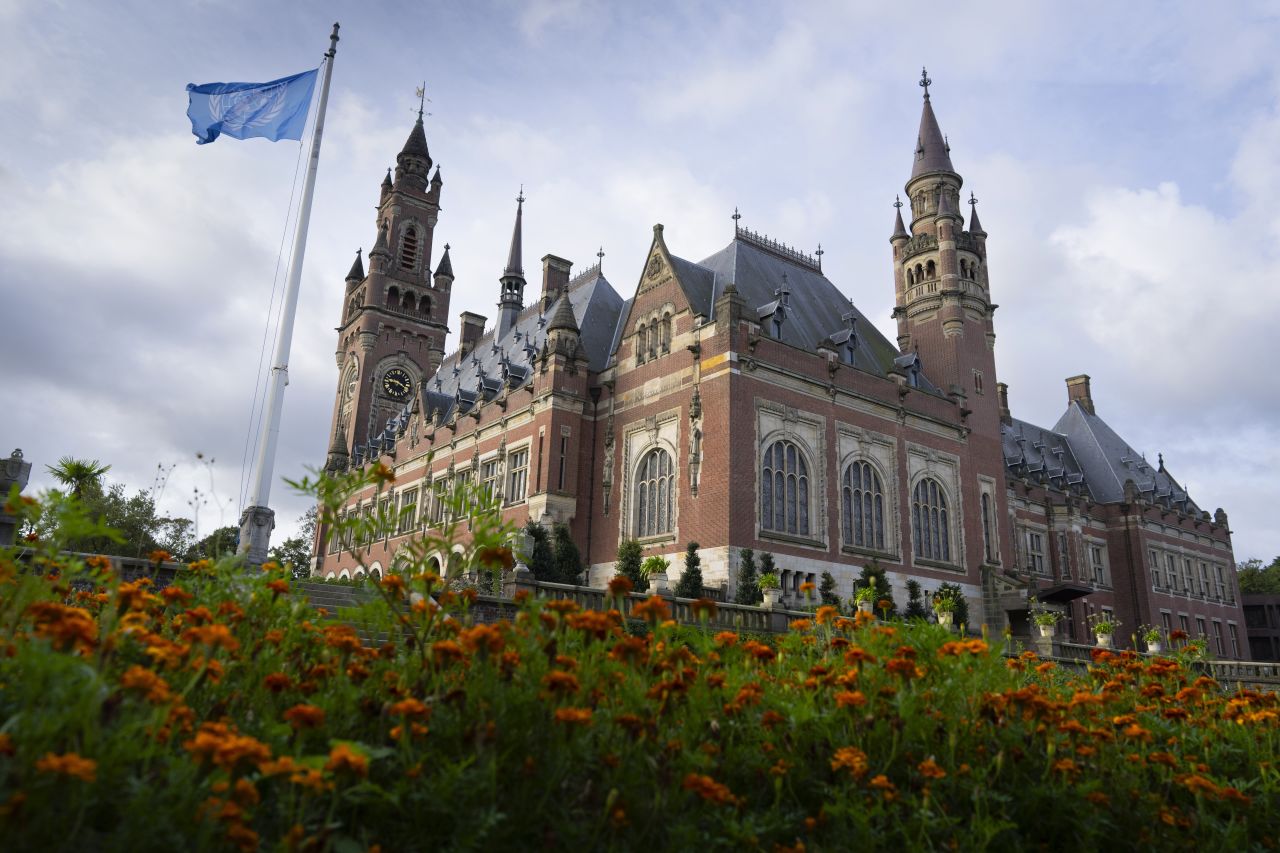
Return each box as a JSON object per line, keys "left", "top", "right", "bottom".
{"left": 996, "top": 382, "right": 1012, "bottom": 425}
{"left": 1065, "top": 375, "right": 1094, "bottom": 415}
{"left": 540, "top": 254, "right": 572, "bottom": 312}
{"left": 459, "top": 312, "right": 487, "bottom": 356}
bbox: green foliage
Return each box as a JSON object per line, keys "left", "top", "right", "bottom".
{"left": 1238, "top": 556, "right": 1280, "bottom": 594}
{"left": 1, "top": 478, "right": 1277, "bottom": 850}
{"left": 268, "top": 506, "right": 317, "bottom": 580}
{"left": 858, "top": 559, "right": 897, "bottom": 617}
{"left": 525, "top": 521, "right": 555, "bottom": 582}
{"left": 24, "top": 480, "right": 192, "bottom": 559}
{"left": 935, "top": 582, "right": 969, "bottom": 627}
{"left": 757, "top": 572, "right": 780, "bottom": 590}
{"left": 615, "top": 539, "right": 644, "bottom": 587}
{"left": 904, "top": 579, "right": 929, "bottom": 620}
{"left": 735, "top": 547, "right": 761, "bottom": 605}
{"left": 188, "top": 525, "right": 239, "bottom": 561}
{"left": 640, "top": 555, "right": 669, "bottom": 579}
{"left": 818, "top": 571, "right": 840, "bottom": 608}
{"left": 674, "top": 541, "right": 703, "bottom": 598}
{"left": 551, "top": 522, "right": 584, "bottom": 585}
{"left": 44, "top": 456, "right": 111, "bottom": 499}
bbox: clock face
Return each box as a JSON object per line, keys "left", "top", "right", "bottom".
{"left": 382, "top": 368, "right": 413, "bottom": 401}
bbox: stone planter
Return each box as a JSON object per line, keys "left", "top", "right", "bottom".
{"left": 857, "top": 600, "right": 873, "bottom": 614}
{"left": 1037, "top": 623, "right": 1055, "bottom": 639}
{"left": 1094, "top": 632, "right": 1113, "bottom": 649}
{"left": 935, "top": 610, "right": 954, "bottom": 628}
{"left": 762, "top": 588, "right": 782, "bottom": 607}
{"left": 647, "top": 573, "right": 669, "bottom": 594}
{"left": 1147, "top": 640, "right": 1163, "bottom": 655}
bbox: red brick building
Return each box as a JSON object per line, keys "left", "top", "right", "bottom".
{"left": 311, "top": 80, "right": 1245, "bottom": 655}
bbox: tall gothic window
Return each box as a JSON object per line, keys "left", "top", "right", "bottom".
{"left": 661, "top": 313, "right": 672, "bottom": 352}
{"left": 841, "top": 460, "right": 884, "bottom": 550}
{"left": 912, "top": 477, "right": 950, "bottom": 562}
{"left": 981, "top": 493, "right": 994, "bottom": 562}
{"left": 399, "top": 225, "right": 420, "bottom": 271}
{"left": 633, "top": 448, "right": 674, "bottom": 538}
{"left": 761, "top": 440, "right": 810, "bottom": 536}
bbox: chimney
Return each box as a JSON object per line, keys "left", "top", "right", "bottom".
{"left": 540, "top": 254, "right": 572, "bottom": 311}
{"left": 996, "top": 382, "right": 1012, "bottom": 425}
{"left": 459, "top": 312, "right": 487, "bottom": 356}
{"left": 1065, "top": 374, "right": 1094, "bottom": 415}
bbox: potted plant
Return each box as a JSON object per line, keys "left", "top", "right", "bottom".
{"left": 1028, "top": 596, "right": 1063, "bottom": 638}
{"left": 640, "top": 555, "right": 670, "bottom": 593}
{"left": 853, "top": 585, "right": 877, "bottom": 614}
{"left": 1087, "top": 611, "right": 1122, "bottom": 649}
{"left": 758, "top": 572, "right": 782, "bottom": 607}
{"left": 1139, "top": 625, "right": 1163, "bottom": 654}
{"left": 931, "top": 588, "right": 958, "bottom": 628}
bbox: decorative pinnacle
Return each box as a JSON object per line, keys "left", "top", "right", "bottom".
{"left": 919, "top": 67, "right": 931, "bottom": 99}
{"left": 732, "top": 207, "right": 742, "bottom": 231}
{"left": 444, "top": 242, "right": 450, "bottom": 250}
{"left": 517, "top": 185, "right": 525, "bottom": 204}
{"left": 894, "top": 195, "right": 903, "bottom": 210}
{"left": 597, "top": 246, "right": 605, "bottom": 265}
{"left": 968, "top": 191, "right": 978, "bottom": 208}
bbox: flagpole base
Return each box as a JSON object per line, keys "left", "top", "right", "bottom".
{"left": 238, "top": 505, "right": 276, "bottom": 568}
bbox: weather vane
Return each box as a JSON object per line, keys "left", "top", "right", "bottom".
{"left": 414, "top": 83, "right": 432, "bottom": 119}
{"left": 894, "top": 195, "right": 903, "bottom": 210}
{"left": 969, "top": 191, "right": 978, "bottom": 208}
{"left": 919, "top": 67, "right": 931, "bottom": 99}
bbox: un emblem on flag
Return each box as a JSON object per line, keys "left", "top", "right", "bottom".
{"left": 209, "top": 82, "right": 289, "bottom": 133}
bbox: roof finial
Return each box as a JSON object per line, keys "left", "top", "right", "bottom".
{"left": 968, "top": 191, "right": 977, "bottom": 208}
{"left": 919, "top": 66, "right": 932, "bottom": 100}
{"left": 517, "top": 184, "right": 525, "bottom": 205}
{"left": 597, "top": 246, "right": 605, "bottom": 267}
{"left": 415, "top": 82, "right": 429, "bottom": 121}
{"left": 815, "top": 243, "right": 824, "bottom": 271}
{"left": 894, "top": 195, "right": 903, "bottom": 210}
{"left": 732, "top": 206, "right": 742, "bottom": 232}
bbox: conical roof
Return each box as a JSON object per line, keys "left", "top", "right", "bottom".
{"left": 936, "top": 185, "right": 959, "bottom": 219}
{"left": 435, "top": 243, "right": 454, "bottom": 279}
{"left": 968, "top": 195, "right": 985, "bottom": 234}
{"left": 891, "top": 198, "right": 909, "bottom": 240}
{"left": 547, "top": 293, "right": 579, "bottom": 333}
{"left": 398, "top": 115, "right": 432, "bottom": 166}
{"left": 346, "top": 248, "right": 364, "bottom": 281}
{"left": 504, "top": 193, "right": 524, "bottom": 277}
{"left": 369, "top": 223, "right": 390, "bottom": 257}
{"left": 910, "top": 95, "right": 955, "bottom": 180}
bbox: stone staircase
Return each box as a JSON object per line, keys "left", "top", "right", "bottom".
{"left": 295, "top": 581, "right": 391, "bottom": 645}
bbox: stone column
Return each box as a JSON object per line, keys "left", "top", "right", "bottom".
{"left": 0, "top": 450, "right": 32, "bottom": 547}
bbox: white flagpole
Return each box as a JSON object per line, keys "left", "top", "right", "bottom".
{"left": 239, "top": 22, "right": 340, "bottom": 567}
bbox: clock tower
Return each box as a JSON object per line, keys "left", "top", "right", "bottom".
{"left": 324, "top": 109, "right": 454, "bottom": 472}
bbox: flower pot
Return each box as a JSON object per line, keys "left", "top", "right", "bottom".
{"left": 858, "top": 600, "right": 873, "bottom": 614}
{"left": 647, "top": 573, "right": 668, "bottom": 594}
{"left": 1094, "top": 632, "right": 1112, "bottom": 649}
{"left": 1038, "top": 623, "right": 1055, "bottom": 639}
{"left": 762, "top": 588, "right": 782, "bottom": 607}
{"left": 1147, "top": 640, "right": 1163, "bottom": 655}
{"left": 936, "top": 611, "right": 954, "bottom": 628}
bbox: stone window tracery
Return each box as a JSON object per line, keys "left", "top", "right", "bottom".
{"left": 761, "top": 439, "right": 810, "bottom": 537}
{"left": 912, "top": 477, "right": 950, "bottom": 562}
{"left": 633, "top": 447, "right": 674, "bottom": 538}
{"left": 841, "top": 459, "right": 884, "bottom": 550}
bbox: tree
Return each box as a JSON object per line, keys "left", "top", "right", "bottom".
{"left": 735, "top": 547, "right": 761, "bottom": 605}
{"left": 525, "top": 522, "right": 555, "bottom": 582}
{"left": 857, "top": 559, "right": 897, "bottom": 617}
{"left": 188, "top": 525, "right": 240, "bottom": 561}
{"left": 615, "top": 539, "right": 644, "bottom": 587}
{"left": 1238, "top": 557, "right": 1280, "bottom": 595}
{"left": 674, "top": 541, "right": 704, "bottom": 598}
{"left": 552, "top": 522, "right": 584, "bottom": 585}
{"left": 45, "top": 457, "right": 111, "bottom": 500}
{"left": 904, "top": 579, "right": 929, "bottom": 620}
{"left": 269, "top": 506, "right": 318, "bottom": 578}
{"left": 818, "top": 571, "right": 841, "bottom": 608}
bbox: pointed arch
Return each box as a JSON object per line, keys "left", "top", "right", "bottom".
{"left": 398, "top": 223, "right": 421, "bottom": 271}
{"left": 841, "top": 459, "right": 885, "bottom": 551}
{"left": 911, "top": 476, "right": 951, "bottom": 562}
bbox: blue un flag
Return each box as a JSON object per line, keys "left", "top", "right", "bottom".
{"left": 186, "top": 68, "right": 319, "bottom": 145}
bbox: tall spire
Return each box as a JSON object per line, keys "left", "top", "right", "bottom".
{"left": 891, "top": 195, "right": 909, "bottom": 240}
{"left": 395, "top": 110, "right": 432, "bottom": 191}
{"left": 967, "top": 192, "right": 985, "bottom": 234}
{"left": 504, "top": 188, "right": 525, "bottom": 278}
{"left": 435, "top": 243, "right": 454, "bottom": 280}
{"left": 346, "top": 247, "right": 364, "bottom": 282}
{"left": 911, "top": 67, "right": 955, "bottom": 180}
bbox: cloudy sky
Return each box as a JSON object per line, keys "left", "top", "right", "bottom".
{"left": 3, "top": 0, "right": 1279, "bottom": 560}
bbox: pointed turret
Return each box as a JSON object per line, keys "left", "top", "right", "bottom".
{"left": 911, "top": 68, "right": 956, "bottom": 180}
{"left": 967, "top": 191, "right": 985, "bottom": 235}
{"left": 504, "top": 190, "right": 525, "bottom": 277}
{"left": 891, "top": 196, "right": 909, "bottom": 241}
{"left": 435, "top": 243, "right": 454, "bottom": 280}
{"left": 935, "top": 183, "right": 960, "bottom": 220}
{"left": 547, "top": 293, "right": 579, "bottom": 333}
{"left": 431, "top": 165, "right": 443, "bottom": 188}
{"left": 380, "top": 168, "right": 393, "bottom": 201}
{"left": 496, "top": 191, "right": 527, "bottom": 341}
{"left": 345, "top": 248, "right": 364, "bottom": 283}
{"left": 368, "top": 222, "right": 391, "bottom": 273}
{"left": 394, "top": 113, "right": 433, "bottom": 191}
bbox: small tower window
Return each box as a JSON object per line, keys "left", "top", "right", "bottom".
{"left": 661, "top": 313, "right": 672, "bottom": 353}
{"left": 915, "top": 263, "right": 924, "bottom": 282}
{"left": 399, "top": 226, "right": 420, "bottom": 271}
{"left": 388, "top": 286, "right": 400, "bottom": 308}
{"left": 419, "top": 295, "right": 431, "bottom": 316}
{"left": 906, "top": 268, "right": 915, "bottom": 286}
{"left": 402, "top": 292, "right": 415, "bottom": 311}
{"left": 926, "top": 260, "right": 936, "bottom": 279}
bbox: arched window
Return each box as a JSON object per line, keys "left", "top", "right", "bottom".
{"left": 912, "top": 477, "right": 950, "bottom": 562}
{"left": 399, "top": 225, "right": 420, "bottom": 271}
{"left": 402, "top": 292, "right": 415, "bottom": 311}
{"left": 915, "top": 263, "right": 924, "bottom": 282}
{"left": 419, "top": 294, "right": 431, "bottom": 316}
{"left": 633, "top": 448, "right": 674, "bottom": 538}
{"left": 981, "top": 492, "right": 995, "bottom": 562}
{"left": 842, "top": 460, "right": 885, "bottom": 550}
{"left": 906, "top": 267, "right": 915, "bottom": 285}
{"left": 661, "top": 313, "right": 672, "bottom": 352}
{"left": 388, "top": 286, "right": 400, "bottom": 308}
{"left": 761, "top": 440, "right": 810, "bottom": 536}
{"left": 926, "top": 259, "right": 936, "bottom": 279}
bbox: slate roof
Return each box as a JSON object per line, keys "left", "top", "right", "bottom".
{"left": 911, "top": 95, "right": 955, "bottom": 180}
{"left": 1003, "top": 402, "right": 1200, "bottom": 511}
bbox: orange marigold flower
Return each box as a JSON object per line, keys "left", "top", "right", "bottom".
{"left": 26, "top": 601, "right": 98, "bottom": 652}
{"left": 869, "top": 774, "right": 897, "bottom": 796}
{"left": 283, "top": 704, "right": 326, "bottom": 730}
{"left": 263, "top": 672, "right": 292, "bottom": 692}
{"left": 432, "top": 639, "right": 465, "bottom": 664}
{"left": 565, "top": 610, "right": 617, "bottom": 639}
{"left": 790, "top": 619, "right": 813, "bottom": 632}
{"left": 831, "top": 746, "right": 869, "bottom": 778}
{"left": 761, "top": 710, "right": 786, "bottom": 729}
{"left": 161, "top": 586, "right": 194, "bottom": 606}
{"left": 542, "top": 670, "right": 581, "bottom": 694}
{"left": 835, "top": 690, "right": 867, "bottom": 709}
{"left": 799, "top": 581, "right": 816, "bottom": 594}
{"left": 631, "top": 596, "right": 668, "bottom": 623}
{"left": 148, "top": 550, "right": 172, "bottom": 564}
{"left": 545, "top": 599, "right": 581, "bottom": 615}
{"left": 0, "top": 734, "right": 13, "bottom": 756}
{"left": 609, "top": 636, "right": 648, "bottom": 664}
{"left": 918, "top": 758, "right": 947, "bottom": 780}
{"left": 682, "top": 772, "right": 739, "bottom": 806}
{"left": 476, "top": 546, "right": 515, "bottom": 571}
{"left": 554, "top": 707, "right": 593, "bottom": 726}
{"left": 607, "top": 575, "right": 634, "bottom": 597}
{"left": 182, "top": 623, "right": 240, "bottom": 653}
{"left": 370, "top": 462, "right": 395, "bottom": 484}
{"left": 120, "top": 665, "right": 172, "bottom": 704}
{"left": 1169, "top": 629, "right": 1189, "bottom": 642}
{"left": 1086, "top": 791, "right": 1110, "bottom": 806}
{"left": 885, "top": 657, "right": 922, "bottom": 679}
{"left": 325, "top": 743, "right": 369, "bottom": 777}
{"left": 743, "top": 640, "right": 776, "bottom": 662}
{"left": 1052, "top": 758, "right": 1080, "bottom": 776}
{"left": 844, "top": 646, "right": 877, "bottom": 666}
{"left": 815, "top": 605, "right": 839, "bottom": 625}
{"left": 35, "top": 752, "right": 97, "bottom": 782}
{"left": 266, "top": 579, "right": 289, "bottom": 595}
{"left": 1176, "top": 773, "right": 1221, "bottom": 797}
{"left": 459, "top": 624, "right": 505, "bottom": 655}
{"left": 714, "top": 631, "right": 739, "bottom": 647}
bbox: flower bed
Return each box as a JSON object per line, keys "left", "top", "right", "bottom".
{"left": 1, "top": 485, "right": 1277, "bottom": 849}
